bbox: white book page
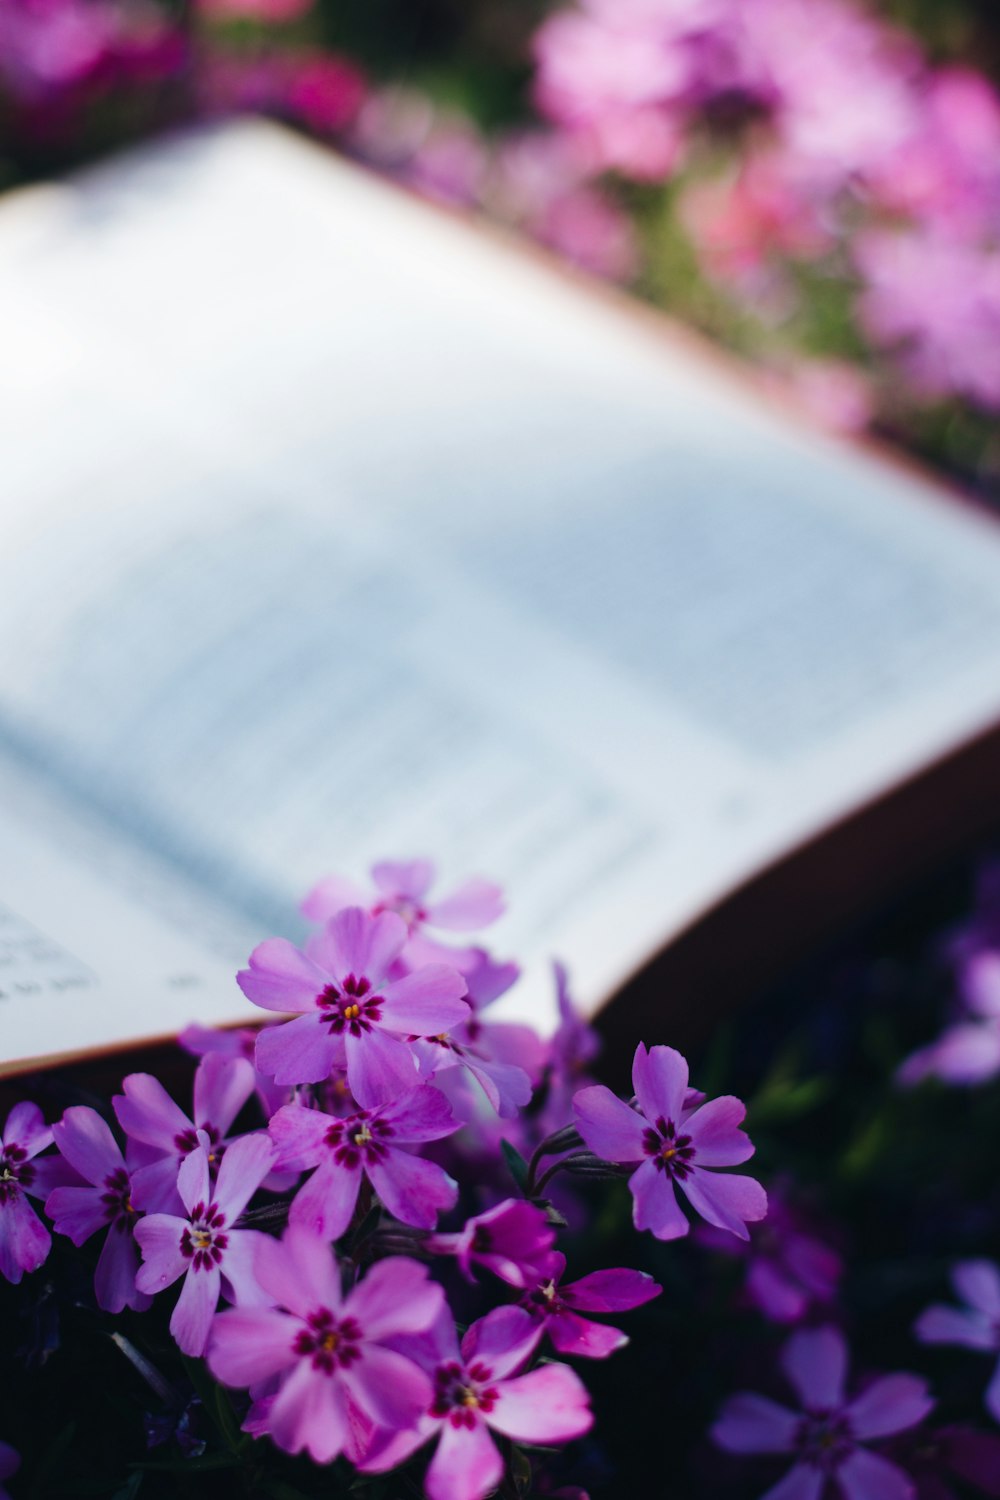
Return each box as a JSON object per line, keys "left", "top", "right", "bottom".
{"left": 2, "top": 118, "right": 1000, "bottom": 1063}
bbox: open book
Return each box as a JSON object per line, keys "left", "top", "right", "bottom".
{"left": 3, "top": 118, "right": 1000, "bottom": 1076}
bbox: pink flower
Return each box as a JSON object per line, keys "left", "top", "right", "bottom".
{"left": 0, "top": 1102, "right": 59, "bottom": 1284}
{"left": 134, "top": 1136, "right": 276, "bottom": 1356}
{"left": 113, "top": 1053, "right": 256, "bottom": 1212}
{"left": 916, "top": 1260, "right": 1000, "bottom": 1423}
{"left": 46, "top": 1106, "right": 151, "bottom": 1314}
{"left": 238, "top": 907, "right": 469, "bottom": 1099}
{"left": 359, "top": 1305, "right": 592, "bottom": 1500}
{"left": 302, "top": 860, "right": 504, "bottom": 943}
{"left": 207, "top": 1228, "right": 444, "bottom": 1464}
{"left": 518, "top": 1251, "right": 661, "bottom": 1358}
{"left": 268, "top": 1083, "right": 460, "bottom": 1238}
{"left": 427, "top": 1199, "right": 555, "bottom": 1288}
{"left": 712, "top": 1325, "right": 934, "bottom": 1500}
{"left": 574, "top": 1043, "right": 767, "bottom": 1241}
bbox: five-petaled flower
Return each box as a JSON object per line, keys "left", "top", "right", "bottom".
{"left": 358, "top": 1305, "right": 592, "bottom": 1500}
{"left": 712, "top": 1325, "right": 934, "bottom": 1500}
{"left": 427, "top": 1199, "right": 555, "bottom": 1287}
{"left": 0, "top": 1102, "right": 62, "bottom": 1285}
{"left": 573, "top": 1043, "right": 767, "bottom": 1241}
{"left": 518, "top": 1250, "right": 661, "bottom": 1358}
{"left": 915, "top": 1259, "right": 1000, "bottom": 1422}
{"left": 268, "top": 1081, "right": 460, "bottom": 1238}
{"left": 46, "top": 1105, "right": 152, "bottom": 1313}
{"left": 238, "top": 907, "right": 469, "bottom": 1100}
{"left": 134, "top": 1135, "right": 276, "bottom": 1355}
{"left": 207, "top": 1226, "right": 445, "bottom": 1464}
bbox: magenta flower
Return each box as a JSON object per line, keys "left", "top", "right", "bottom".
{"left": 916, "top": 1260, "right": 1000, "bottom": 1422}
{"left": 134, "top": 1135, "right": 276, "bottom": 1356}
{"left": 518, "top": 1251, "right": 661, "bottom": 1359}
{"left": 573, "top": 1044, "right": 767, "bottom": 1241}
{"left": 427, "top": 1199, "right": 555, "bottom": 1288}
{"left": 359, "top": 1305, "right": 592, "bottom": 1500}
{"left": 46, "top": 1106, "right": 152, "bottom": 1314}
{"left": 113, "top": 1054, "right": 256, "bottom": 1212}
{"left": 0, "top": 1101, "right": 59, "bottom": 1284}
{"left": 302, "top": 859, "right": 504, "bottom": 943}
{"left": 712, "top": 1325, "right": 934, "bottom": 1500}
{"left": 268, "top": 1083, "right": 460, "bottom": 1238}
{"left": 238, "top": 907, "right": 469, "bottom": 1099}
{"left": 207, "top": 1227, "right": 444, "bottom": 1464}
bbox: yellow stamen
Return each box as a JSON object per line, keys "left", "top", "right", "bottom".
{"left": 192, "top": 1229, "right": 212, "bottom": 1250}
{"left": 321, "top": 1331, "right": 339, "bottom": 1353}
{"left": 353, "top": 1125, "right": 372, "bottom": 1147}
{"left": 344, "top": 1003, "right": 361, "bottom": 1021}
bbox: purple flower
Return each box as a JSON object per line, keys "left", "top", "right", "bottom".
{"left": 712, "top": 1325, "right": 934, "bottom": 1500}
{"left": 302, "top": 859, "right": 504, "bottom": 939}
{"left": 268, "top": 1083, "right": 460, "bottom": 1238}
{"left": 237, "top": 907, "right": 469, "bottom": 1099}
{"left": 884, "top": 1425, "right": 1000, "bottom": 1500}
{"left": 0, "top": 1101, "right": 58, "bottom": 1284}
{"left": 134, "top": 1136, "right": 276, "bottom": 1356}
{"left": 46, "top": 1106, "right": 152, "bottom": 1313}
{"left": 539, "top": 962, "right": 601, "bottom": 1133}
{"left": 700, "top": 1188, "right": 842, "bottom": 1324}
{"left": 359, "top": 1305, "right": 593, "bottom": 1500}
{"left": 574, "top": 1043, "right": 767, "bottom": 1241}
{"left": 207, "top": 1227, "right": 444, "bottom": 1464}
{"left": 518, "top": 1251, "right": 661, "bottom": 1359}
{"left": 113, "top": 1054, "right": 256, "bottom": 1212}
{"left": 916, "top": 1260, "right": 1000, "bottom": 1422}
{"left": 427, "top": 1199, "right": 555, "bottom": 1288}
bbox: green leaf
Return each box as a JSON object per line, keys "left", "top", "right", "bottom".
{"left": 501, "top": 1139, "right": 530, "bottom": 1193}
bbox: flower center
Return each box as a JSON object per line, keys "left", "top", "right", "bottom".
{"left": 316, "top": 975, "right": 383, "bottom": 1036}
{"left": 101, "top": 1166, "right": 138, "bottom": 1233}
{"left": 795, "top": 1410, "right": 854, "bottom": 1473}
{"left": 431, "top": 1360, "right": 499, "bottom": 1428}
{"left": 324, "top": 1111, "right": 392, "bottom": 1168}
{"left": 642, "top": 1117, "right": 696, "bottom": 1179}
{"left": 293, "top": 1308, "right": 362, "bottom": 1375}
{"left": 524, "top": 1278, "right": 564, "bottom": 1320}
{"left": 180, "top": 1202, "right": 228, "bottom": 1271}
{"left": 0, "top": 1145, "right": 33, "bottom": 1204}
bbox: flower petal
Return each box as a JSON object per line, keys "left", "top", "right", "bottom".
{"left": 255, "top": 1226, "right": 342, "bottom": 1317}
{"left": 836, "top": 1447, "right": 914, "bottom": 1500}
{"left": 213, "top": 1133, "right": 275, "bottom": 1222}
{"left": 114, "top": 1072, "right": 191, "bottom": 1151}
{"left": 488, "top": 1364, "right": 592, "bottom": 1443}
{"left": 986, "top": 1355, "right": 1000, "bottom": 1424}
{"left": 45, "top": 1185, "right": 108, "bottom": 1246}
{"left": 268, "top": 1356, "right": 349, "bottom": 1463}
{"left": 237, "top": 938, "right": 331, "bottom": 1013}
{"left": 953, "top": 1259, "right": 1000, "bottom": 1320}
{"left": 52, "top": 1107, "right": 122, "bottom": 1186}
{"left": 4, "top": 1102, "right": 52, "bottom": 1159}
{"left": 208, "top": 1307, "right": 299, "bottom": 1387}
{"left": 171, "top": 1265, "right": 221, "bottom": 1356}
{"left": 256, "top": 1013, "right": 338, "bottom": 1087}
{"left": 680, "top": 1167, "right": 767, "bottom": 1240}
{"left": 629, "top": 1160, "right": 689, "bottom": 1240}
{"left": 561, "top": 1267, "right": 661, "bottom": 1314}
{"left": 221, "top": 1230, "right": 275, "bottom": 1308}
{"left": 632, "top": 1044, "right": 689, "bottom": 1128}
{"left": 367, "top": 1151, "right": 457, "bottom": 1230}
{"left": 380, "top": 1085, "right": 460, "bottom": 1142}
{"left": 915, "top": 1304, "right": 996, "bottom": 1350}
{"left": 761, "top": 1465, "right": 825, "bottom": 1500}
{"left": 0, "top": 1192, "right": 50, "bottom": 1283}
{"left": 712, "top": 1393, "right": 799, "bottom": 1454}
{"left": 426, "top": 1414, "right": 502, "bottom": 1500}
{"left": 177, "top": 1146, "right": 210, "bottom": 1216}
{"left": 546, "top": 1309, "right": 627, "bottom": 1359}
{"left": 345, "top": 1028, "right": 420, "bottom": 1110}
{"left": 193, "top": 1054, "right": 255, "bottom": 1136}
{"left": 573, "top": 1085, "right": 646, "bottom": 1163}
{"left": 461, "top": 1306, "right": 539, "bottom": 1381}
{"left": 134, "top": 1214, "right": 188, "bottom": 1293}
{"left": 267, "top": 1103, "right": 330, "bottom": 1172}
{"left": 380, "top": 967, "right": 469, "bottom": 1034}
{"left": 300, "top": 875, "right": 366, "bottom": 924}
{"left": 347, "top": 1345, "right": 432, "bottom": 1429}
{"left": 781, "top": 1325, "right": 848, "bottom": 1410}
{"left": 684, "top": 1095, "right": 755, "bottom": 1166}
{"left": 321, "top": 907, "right": 407, "bottom": 982}
{"left": 95, "top": 1226, "right": 150, "bottom": 1313}
{"left": 289, "top": 1159, "right": 362, "bottom": 1241}
{"left": 347, "top": 1256, "right": 443, "bottom": 1342}
{"left": 428, "top": 877, "right": 505, "bottom": 931}
{"left": 846, "top": 1374, "right": 933, "bottom": 1438}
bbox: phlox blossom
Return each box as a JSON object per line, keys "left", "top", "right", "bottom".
{"left": 0, "top": 1102, "right": 60, "bottom": 1284}
{"left": 359, "top": 1305, "right": 592, "bottom": 1500}
{"left": 427, "top": 1199, "right": 555, "bottom": 1288}
{"left": 518, "top": 1250, "right": 661, "bottom": 1358}
{"left": 46, "top": 1105, "right": 151, "bottom": 1313}
{"left": 238, "top": 906, "right": 469, "bottom": 1098}
{"left": 207, "top": 1227, "right": 444, "bottom": 1464}
{"left": 712, "top": 1325, "right": 933, "bottom": 1500}
{"left": 135, "top": 1135, "right": 275, "bottom": 1356}
{"left": 302, "top": 859, "right": 504, "bottom": 952}
{"left": 268, "top": 1082, "right": 460, "bottom": 1238}
{"left": 574, "top": 1043, "right": 766, "bottom": 1241}
{"left": 916, "top": 1260, "right": 1000, "bottom": 1422}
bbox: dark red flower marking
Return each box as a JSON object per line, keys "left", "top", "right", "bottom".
{"left": 316, "top": 975, "right": 384, "bottom": 1037}
{"left": 322, "top": 1111, "right": 393, "bottom": 1169}
{"left": 180, "top": 1202, "right": 229, "bottom": 1271}
{"left": 0, "top": 1143, "right": 34, "bottom": 1204}
{"left": 293, "top": 1309, "right": 362, "bottom": 1374}
{"left": 642, "top": 1115, "right": 696, "bottom": 1180}
{"left": 100, "top": 1166, "right": 138, "bottom": 1236}
{"left": 430, "top": 1359, "right": 500, "bottom": 1428}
